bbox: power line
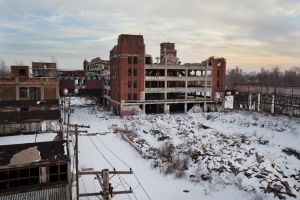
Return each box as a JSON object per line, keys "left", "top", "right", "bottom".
{"left": 94, "top": 135, "right": 151, "bottom": 200}
{"left": 88, "top": 136, "right": 114, "bottom": 168}
{"left": 133, "top": 173, "right": 152, "bottom": 200}
{"left": 95, "top": 135, "right": 131, "bottom": 169}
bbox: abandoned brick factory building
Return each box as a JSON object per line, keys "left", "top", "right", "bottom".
{"left": 106, "top": 34, "right": 226, "bottom": 115}
{"left": 0, "top": 63, "right": 61, "bottom": 135}
{"left": 0, "top": 63, "right": 71, "bottom": 199}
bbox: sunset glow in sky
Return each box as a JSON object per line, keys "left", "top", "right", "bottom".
{"left": 0, "top": 0, "right": 299, "bottom": 71}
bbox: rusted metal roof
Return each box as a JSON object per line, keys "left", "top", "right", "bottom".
{"left": 0, "top": 185, "right": 70, "bottom": 200}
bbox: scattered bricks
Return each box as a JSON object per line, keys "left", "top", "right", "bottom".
{"left": 256, "top": 152, "right": 264, "bottom": 164}
{"left": 201, "top": 174, "right": 211, "bottom": 181}
{"left": 282, "top": 148, "right": 300, "bottom": 160}
{"left": 258, "top": 138, "right": 269, "bottom": 145}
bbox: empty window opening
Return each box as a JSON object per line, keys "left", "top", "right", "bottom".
{"left": 145, "top": 69, "right": 165, "bottom": 76}
{"left": 133, "top": 69, "right": 137, "bottom": 76}
{"left": 133, "top": 80, "right": 137, "bottom": 88}
{"left": 167, "top": 93, "right": 185, "bottom": 100}
{"left": 145, "top": 93, "right": 164, "bottom": 100}
{"left": 145, "top": 104, "right": 164, "bottom": 114}
{"left": 19, "top": 69, "right": 27, "bottom": 77}
{"left": 167, "top": 81, "right": 185, "bottom": 88}
{"left": 145, "top": 81, "right": 164, "bottom": 88}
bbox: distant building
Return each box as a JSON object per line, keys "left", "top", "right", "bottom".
{"left": 0, "top": 63, "right": 61, "bottom": 135}
{"left": 58, "top": 70, "right": 103, "bottom": 100}
{"left": 83, "top": 57, "right": 109, "bottom": 71}
{"left": 160, "top": 42, "right": 178, "bottom": 65}
{"left": 226, "top": 83, "right": 300, "bottom": 117}
{"left": 106, "top": 34, "right": 226, "bottom": 115}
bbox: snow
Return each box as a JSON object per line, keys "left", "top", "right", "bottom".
{"left": 0, "top": 132, "right": 59, "bottom": 145}
{"left": 67, "top": 97, "right": 300, "bottom": 200}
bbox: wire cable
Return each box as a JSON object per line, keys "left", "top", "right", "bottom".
{"left": 94, "top": 135, "right": 151, "bottom": 200}
{"left": 133, "top": 173, "right": 152, "bottom": 200}
{"left": 88, "top": 136, "right": 114, "bottom": 168}
{"left": 95, "top": 135, "right": 132, "bottom": 169}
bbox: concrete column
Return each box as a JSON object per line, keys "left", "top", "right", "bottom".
{"left": 184, "top": 103, "right": 187, "bottom": 113}
{"left": 164, "top": 103, "right": 169, "bottom": 114}
{"left": 204, "top": 102, "right": 207, "bottom": 112}
{"left": 257, "top": 93, "right": 261, "bottom": 111}
{"left": 41, "top": 86, "right": 45, "bottom": 100}
{"left": 16, "top": 86, "right": 20, "bottom": 100}
{"left": 271, "top": 94, "right": 275, "bottom": 114}
{"left": 248, "top": 93, "right": 252, "bottom": 110}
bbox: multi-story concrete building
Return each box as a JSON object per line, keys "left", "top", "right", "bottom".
{"left": 106, "top": 34, "right": 226, "bottom": 115}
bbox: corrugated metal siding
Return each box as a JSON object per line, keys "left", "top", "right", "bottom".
{"left": 0, "top": 185, "right": 69, "bottom": 200}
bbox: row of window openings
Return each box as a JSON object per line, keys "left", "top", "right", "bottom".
{"left": 145, "top": 81, "right": 212, "bottom": 88}
{"left": 128, "top": 56, "right": 138, "bottom": 64}
{"left": 128, "top": 80, "right": 138, "bottom": 88}
{"left": 0, "top": 164, "right": 68, "bottom": 190}
{"left": 19, "top": 87, "right": 41, "bottom": 100}
{"left": 128, "top": 93, "right": 138, "bottom": 100}
{"left": 128, "top": 68, "right": 138, "bottom": 76}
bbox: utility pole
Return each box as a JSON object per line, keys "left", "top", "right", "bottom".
{"left": 67, "top": 123, "right": 90, "bottom": 200}
{"left": 79, "top": 169, "right": 133, "bottom": 200}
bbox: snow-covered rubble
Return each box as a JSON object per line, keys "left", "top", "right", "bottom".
{"left": 68, "top": 97, "right": 300, "bottom": 200}
{"left": 113, "top": 111, "right": 300, "bottom": 199}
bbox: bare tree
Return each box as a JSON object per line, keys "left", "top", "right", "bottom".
{"left": 226, "top": 66, "right": 245, "bottom": 86}
{"left": 0, "top": 59, "right": 8, "bottom": 76}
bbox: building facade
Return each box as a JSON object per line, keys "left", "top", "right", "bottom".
{"left": 226, "top": 83, "right": 300, "bottom": 117}
{"left": 0, "top": 63, "right": 61, "bottom": 135}
{"left": 58, "top": 70, "right": 103, "bottom": 100}
{"left": 109, "top": 34, "right": 145, "bottom": 115}
{"left": 106, "top": 34, "right": 226, "bottom": 115}
{"left": 83, "top": 57, "right": 109, "bottom": 71}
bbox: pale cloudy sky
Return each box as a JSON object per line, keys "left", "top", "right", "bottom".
{"left": 0, "top": 0, "right": 299, "bottom": 71}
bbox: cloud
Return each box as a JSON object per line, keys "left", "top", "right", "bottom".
{"left": 0, "top": 0, "right": 299, "bottom": 71}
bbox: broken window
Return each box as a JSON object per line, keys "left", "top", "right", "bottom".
{"left": 133, "top": 93, "right": 138, "bottom": 100}
{"left": 128, "top": 68, "right": 132, "bottom": 76}
{"left": 128, "top": 81, "right": 131, "bottom": 88}
{"left": 145, "top": 56, "right": 152, "bottom": 64}
{"left": 19, "top": 87, "right": 28, "bottom": 98}
{"left": 133, "top": 56, "right": 138, "bottom": 64}
{"left": 19, "top": 69, "right": 26, "bottom": 77}
{"left": 29, "top": 87, "right": 41, "bottom": 100}
{"left": 133, "top": 80, "right": 137, "bottom": 88}
{"left": 133, "top": 69, "right": 137, "bottom": 76}
{"left": 128, "top": 57, "right": 132, "bottom": 64}
{"left": 128, "top": 93, "right": 132, "bottom": 100}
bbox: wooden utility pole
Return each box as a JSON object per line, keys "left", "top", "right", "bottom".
{"left": 67, "top": 124, "right": 90, "bottom": 200}
{"left": 79, "top": 169, "right": 133, "bottom": 199}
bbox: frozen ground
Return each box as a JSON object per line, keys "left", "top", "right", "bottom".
{"left": 67, "top": 97, "right": 300, "bottom": 200}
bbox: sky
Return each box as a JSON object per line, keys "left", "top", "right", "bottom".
{"left": 0, "top": 0, "right": 299, "bottom": 72}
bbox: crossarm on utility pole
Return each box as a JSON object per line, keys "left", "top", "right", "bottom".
{"left": 80, "top": 171, "right": 133, "bottom": 175}
{"left": 79, "top": 192, "right": 103, "bottom": 197}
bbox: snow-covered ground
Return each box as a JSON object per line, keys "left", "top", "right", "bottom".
{"left": 68, "top": 97, "right": 300, "bottom": 200}
{"left": 0, "top": 132, "right": 59, "bottom": 145}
